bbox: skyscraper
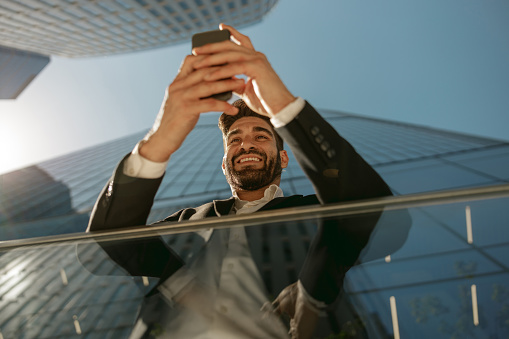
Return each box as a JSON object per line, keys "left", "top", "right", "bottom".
{"left": 1, "top": 108, "right": 508, "bottom": 338}
{"left": 0, "top": 0, "right": 278, "bottom": 98}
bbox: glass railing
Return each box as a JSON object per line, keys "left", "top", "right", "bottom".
{"left": 0, "top": 183, "right": 508, "bottom": 339}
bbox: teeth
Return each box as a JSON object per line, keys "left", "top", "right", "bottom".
{"left": 239, "top": 157, "right": 261, "bottom": 163}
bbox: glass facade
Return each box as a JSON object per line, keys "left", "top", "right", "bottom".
{"left": 0, "top": 0, "right": 276, "bottom": 98}
{"left": 0, "top": 0, "right": 279, "bottom": 58}
{"left": 0, "top": 190, "right": 507, "bottom": 338}
{"left": 3, "top": 110, "right": 506, "bottom": 238}
{"left": 1, "top": 109, "right": 508, "bottom": 338}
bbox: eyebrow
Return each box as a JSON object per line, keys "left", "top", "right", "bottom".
{"left": 226, "top": 126, "right": 274, "bottom": 140}
{"left": 253, "top": 126, "right": 274, "bottom": 136}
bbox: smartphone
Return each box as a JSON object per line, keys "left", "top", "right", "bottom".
{"left": 192, "top": 29, "right": 232, "bottom": 101}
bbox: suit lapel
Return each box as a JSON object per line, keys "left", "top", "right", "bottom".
{"left": 257, "top": 195, "right": 312, "bottom": 212}
{"left": 212, "top": 197, "right": 236, "bottom": 216}
{"left": 210, "top": 194, "right": 317, "bottom": 218}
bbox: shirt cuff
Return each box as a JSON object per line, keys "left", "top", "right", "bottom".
{"left": 297, "top": 280, "right": 327, "bottom": 316}
{"left": 123, "top": 140, "right": 168, "bottom": 179}
{"left": 270, "top": 97, "right": 306, "bottom": 128}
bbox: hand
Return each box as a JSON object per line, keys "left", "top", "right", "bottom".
{"left": 172, "top": 278, "right": 214, "bottom": 323}
{"left": 139, "top": 52, "right": 245, "bottom": 162}
{"left": 193, "top": 23, "right": 296, "bottom": 117}
{"left": 273, "top": 282, "right": 320, "bottom": 339}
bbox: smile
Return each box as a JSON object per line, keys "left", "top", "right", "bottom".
{"left": 238, "top": 157, "right": 262, "bottom": 163}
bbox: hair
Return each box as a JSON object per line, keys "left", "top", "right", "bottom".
{"left": 218, "top": 99, "right": 284, "bottom": 151}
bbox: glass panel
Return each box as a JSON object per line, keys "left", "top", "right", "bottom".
{"left": 376, "top": 159, "right": 498, "bottom": 194}
{"left": 441, "top": 145, "right": 509, "bottom": 181}
{"left": 1, "top": 190, "right": 508, "bottom": 338}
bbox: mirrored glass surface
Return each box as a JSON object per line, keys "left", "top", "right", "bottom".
{"left": 1, "top": 192, "right": 507, "bottom": 339}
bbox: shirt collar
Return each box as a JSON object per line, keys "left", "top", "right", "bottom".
{"left": 233, "top": 184, "right": 284, "bottom": 214}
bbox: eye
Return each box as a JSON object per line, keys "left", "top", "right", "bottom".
{"left": 229, "top": 137, "right": 240, "bottom": 144}
{"left": 256, "top": 135, "right": 269, "bottom": 140}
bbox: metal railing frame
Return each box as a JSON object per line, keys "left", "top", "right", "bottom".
{"left": 1, "top": 183, "right": 508, "bottom": 251}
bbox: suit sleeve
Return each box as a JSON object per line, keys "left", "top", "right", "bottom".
{"left": 275, "top": 102, "right": 397, "bottom": 304}
{"left": 83, "top": 154, "right": 185, "bottom": 279}
{"left": 275, "top": 101, "right": 392, "bottom": 204}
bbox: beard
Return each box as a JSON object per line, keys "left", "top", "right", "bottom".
{"left": 225, "top": 149, "right": 282, "bottom": 191}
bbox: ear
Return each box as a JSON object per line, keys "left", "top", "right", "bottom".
{"left": 279, "top": 150, "right": 289, "bottom": 169}
{"left": 221, "top": 155, "right": 226, "bottom": 175}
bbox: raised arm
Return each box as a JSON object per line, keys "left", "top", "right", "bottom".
{"left": 85, "top": 31, "right": 246, "bottom": 278}
{"left": 88, "top": 32, "right": 246, "bottom": 232}
{"left": 194, "top": 24, "right": 392, "bottom": 203}
{"left": 276, "top": 102, "right": 392, "bottom": 204}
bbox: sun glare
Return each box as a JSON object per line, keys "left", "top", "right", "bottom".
{"left": 0, "top": 103, "right": 34, "bottom": 175}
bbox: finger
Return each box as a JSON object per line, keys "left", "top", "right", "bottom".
{"left": 192, "top": 39, "right": 242, "bottom": 58}
{"left": 220, "top": 23, "right": 255, "bottom": 50}
{"left": 237, "top": 81, "right": 269, "bottom": 116}
{"left": 190, "top": 78, "right": 244, "bottom": 101}
{"left": 203, "top": 61, "right": 260, "bottom": 82}
{"left": 174, "top": 54, "right": 207, "bottom": 80}
{"left": 271, "top": 299, "right": 282, "bottom": 315}
{"left": 194, "top": 49, "right": 256, "bottom": 70}
{"left": 240, "top": 96, "right": 265, "bottom": 116}
{"left": 271, "top": 294, "right": 296, "bottom": 317}
{"left": 170, "top": 65, "right": 231, "bottom": 94}
{"left": 189, "top": 97, "right": 238, "bottom": 115}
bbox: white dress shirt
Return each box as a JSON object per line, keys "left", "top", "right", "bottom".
{"left": 139, "top": 185, "right": 289, "bottom": 339}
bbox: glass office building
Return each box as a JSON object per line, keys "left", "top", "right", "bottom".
{"left": 0, "top": 0, "right": 278, "bottom": 58}
{"left": 0, "top": 109, "right": 508, "bottom": 338}
{"left": 0, "top": 0, "right": 277, "bottom": 98}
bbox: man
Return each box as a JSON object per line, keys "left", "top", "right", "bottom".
{"left": 87, "top": 24, "right": 395, "bottom": 338}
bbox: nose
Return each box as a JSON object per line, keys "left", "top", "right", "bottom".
{"left": 240, "top": 136, "right": 255, "bottom": 150}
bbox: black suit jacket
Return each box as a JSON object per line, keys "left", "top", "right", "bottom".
{"left": 87, "top": 102, "right": 397, "bottom": 304}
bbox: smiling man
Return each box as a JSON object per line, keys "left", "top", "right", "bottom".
{"left": 87, "top": 24, "right": 394, "bottom": 339}
{"left": 220, "top": 103, "right": 288, "bottom": 199}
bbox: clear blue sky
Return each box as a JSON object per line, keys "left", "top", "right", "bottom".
{"left": 1, "top": 0, "right": 508, "bottom": 175}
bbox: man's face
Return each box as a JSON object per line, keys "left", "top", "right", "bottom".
{"left": 222, "top": 117, "right": 288, "bottom": 191}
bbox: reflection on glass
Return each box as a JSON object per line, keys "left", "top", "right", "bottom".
{"left": 471, "top": 284, "right": 479, "bottom": 327}
{"left": 390, "top": 296, "right": 401, "bottom": 339}
{"left": 0, "top": 192, "right": 509, "bottom": 338}
{"left": 466, "top": 205, "right": 473, "bottom": 244}
{"left": 79, "top": 205, "right": 412, "bottom": 339}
